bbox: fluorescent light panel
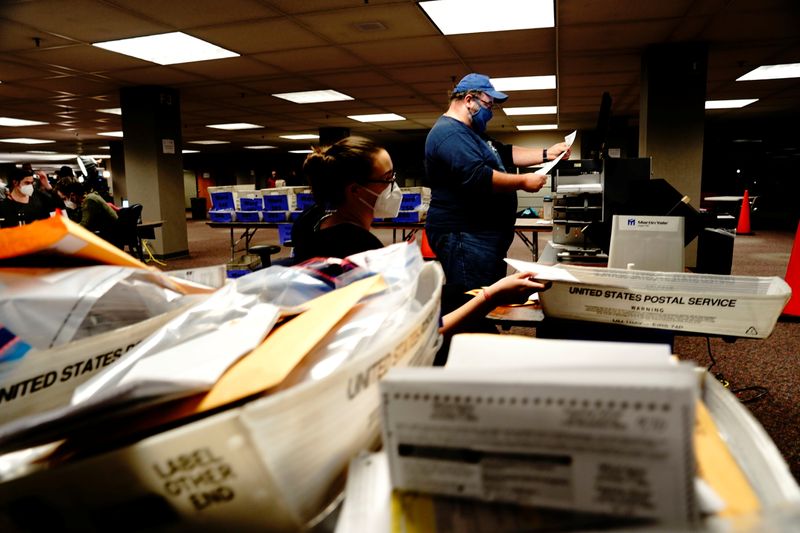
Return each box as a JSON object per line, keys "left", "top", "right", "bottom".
{"left": 97, "top": 108, "right": 122, "bottom": 115}
{"left": 419, "top": 0, "right": 554, "bottom": 35}
{"left": 0, "top": 117, "right": 48, "bottom": 127}
{"left": 517, "top": 124, "right": 558, "bottom": 131}
{"left": 189, "top": 140, "right": 230, "bottom": 145}
{"left": 98, "top": 131, "right": 124, "bottom": 137}
{"left": 272, "top": 90, "right": 353, "bottom": 104}
{"left": 0, "top": 138, "right": 55, "bottom": 144}
{"left": 503, "top": 106, "right": 557, "bottom": 116}
{"left": 244, "top": 145, "right": 277, "bottom": 150}
{"left": 491, "top": 75, "right": 556, "bottom": 91}
{"left": 705, "top": 99, "right": 758, "bottom": 110}
{"left": 280, "top": 134, "right": 319, "bottom": 140}
{"left": 289, "top": 149, "right": 313, "bottom": 154}
{"left": 93, "top": 32, "right": 238, "bottom": 65}
{"left": 206, "top": 123, "right": 262, "bottom": 130}
{"left": 182, "top": 149, "right": 200, "bottom": 154}
{"left": 348, "top": 113, "right": 406, "bottom": 122}
{"left": 737, "top": 62, "right": 800, "bottom": 81}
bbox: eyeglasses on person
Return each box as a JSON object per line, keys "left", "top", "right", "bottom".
{"left": 366, "top": 169, "right": 396, "bottom": 183}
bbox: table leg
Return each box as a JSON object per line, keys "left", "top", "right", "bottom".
{"left": 515, "top": 230, "right": 538, "bottom": 261}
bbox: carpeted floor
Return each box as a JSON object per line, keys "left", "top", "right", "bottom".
{"left": 154, "top": 216, "right": 800, "bottom": 483}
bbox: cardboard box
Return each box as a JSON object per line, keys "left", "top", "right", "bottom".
{"left": 0, "top": 263, "right": 445, "bottom": 532}
{"left": 539, "top": 266, "right": 791, "bottom": 338}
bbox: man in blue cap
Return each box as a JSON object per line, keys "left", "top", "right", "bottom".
{"left": 424, "top": 73, "right": 570, "bottom": 290}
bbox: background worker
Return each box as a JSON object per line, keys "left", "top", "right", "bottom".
{"left": 54, "top": 176, "right": 118, "bottom": 239}
{"left": 425, "top": 73, "right": 571, "bottom": 290}
{"left": 0, "top": 167, "right": 52, "bottom": 227}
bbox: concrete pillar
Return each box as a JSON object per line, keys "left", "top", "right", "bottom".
{"left": 120, "top": 86, "right": 187, "bottom": 258}
{"left": 640, "top": 43, "right": 708, "bottom": 266}
{"left": 108, "top": 140, "right": 126, "bottom": 205}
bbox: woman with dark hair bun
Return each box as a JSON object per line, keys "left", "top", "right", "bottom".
{"left": 292, "top": 136, "right": 401, "bottom": 263}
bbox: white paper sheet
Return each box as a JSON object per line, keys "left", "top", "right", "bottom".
{"left": 504, "top": 257, "right": 580, "bottom": 282}
{"left": 538, "top": 130, "right": 577, "bottom": 175}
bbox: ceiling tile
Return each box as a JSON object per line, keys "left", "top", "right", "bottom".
{"left": 344, "top": 36, "right": 458, "bottom": 65}
{"left": 296, "top": 4, "right": 437, "bottom": 43}
{"left": 253, "top": 47, "right": 367, "bottom": 72}
{"left": 0, "top": 0, "right": 169, "bottom": 42}
{"left": 111, "top": 0, "right": 278, "bottom": 29}
{"left": 191, "top": 19, "right": 327, "bottom": 55}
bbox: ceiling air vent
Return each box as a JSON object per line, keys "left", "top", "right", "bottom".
{"left": 355, "top": 21, "right": 387, "bottom": 32}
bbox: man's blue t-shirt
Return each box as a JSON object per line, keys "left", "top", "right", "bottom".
{"left": 424, "top": 115, "right": 517, "bottom": 233}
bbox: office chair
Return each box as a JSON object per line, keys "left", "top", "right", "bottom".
{"left": 112, "top": 203, "right": 145, "bottom": 261}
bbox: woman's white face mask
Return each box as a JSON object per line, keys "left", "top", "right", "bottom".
{"left": 19, "top": 183, "right": 34, "bottom": 197}
{"left": 358, "top": 182, "right": 402, "bottom": 219}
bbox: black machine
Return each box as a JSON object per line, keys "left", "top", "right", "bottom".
{"left": 551, "top": 93, "right": 702, "bottom": 259}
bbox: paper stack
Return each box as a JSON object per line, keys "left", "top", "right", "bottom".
{"left": 381, "top": 335, "right": 699, "bottom": 526}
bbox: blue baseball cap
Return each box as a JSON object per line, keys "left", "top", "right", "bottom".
{"left": 454, "top": 73, "right": 508, "bottom": 103}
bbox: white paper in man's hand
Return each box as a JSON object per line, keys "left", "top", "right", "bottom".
{"left": 538, "top": 130, "right": 577, "bottom": 176}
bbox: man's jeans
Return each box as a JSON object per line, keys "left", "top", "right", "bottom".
{"left": 426, "top": 229, "right": 514, "bottom": 290}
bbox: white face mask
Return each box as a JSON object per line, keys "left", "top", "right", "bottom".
{"left": 19, "top": 184, "right": 34, "bottom": 197}
{"left": 359, "top": 182, "right": 403, "bottom": 219}
{"left": 64, "top": 199, "right": 77, "bottom": 210}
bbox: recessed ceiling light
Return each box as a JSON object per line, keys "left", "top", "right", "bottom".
{"left": 98, "top": 131, "right": 124, "bottom": 137}
{"left": 0, "top": 117, "right": 49, "bottom": 127}
{"left": 98, "top": 146, "right": 110, "bottom": 150}
{"left": 491, "top": 76, "right": 556, "bottom": 91}
{"left": 289, "top": 149, "right": 314, "bottom": 154}
{"left": 348, "top": 113, "right": 406, "bottom": 122}
{"left": 419, "top": 0, "right": 554, "bottom": 35}
{"left": 26, "top": 150, "right": 57, "bottom": 154}
{"left": 206, "top": 123, "right": 263, "bottom": 130}
{"left": 517, "top": 124, "right": 558, "bottom": 131}
{"left": 97, "top": 108, "right": 122, "bottom": 115}
{"left": 244, "top": 145, "right": 277, "bottom": 150}
{"left": 737, "top": 62, "right": 800, "bottom": 81}
{"left": 705, "top": 99, "right": 758, "bottom": 109}
{"left": 503, "top": 106, "right": 557, "bottom": 116}
{"left": 0, "top": 138, "right": 56, "bottom": 144}
{"left": 272, "top": 90, "right": 353, "bottom": 104}
{"left": 280, "top": 134, "right": 319, "bottom": 140}
{"left": 188, "top": 140, "right": 230, "bottom": 145}
{"left": 93, "top": 32, "right": 239, "bottom": 65}
{"left": 182, "top": 149, "right": 200, "bottom": 154}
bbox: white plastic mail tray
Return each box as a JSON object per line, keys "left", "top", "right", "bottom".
{"left": 539, "top": 266, "right": 791, "bottom": 338}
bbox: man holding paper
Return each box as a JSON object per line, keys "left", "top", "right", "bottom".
{"left": 425, "top": 73, "right": 572, "bottom": 289}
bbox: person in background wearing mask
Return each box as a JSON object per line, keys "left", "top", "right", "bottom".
{"left": 54, "top": 175, "right": 117, "bottom": 240}
{"left": 0, "top": 167, "right": 52, "bottom": 227}
{"left": 424, "top": 73, "right": 571, "bottom": 290}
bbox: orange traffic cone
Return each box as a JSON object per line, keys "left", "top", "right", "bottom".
{"left": 736, "top": 189, "right": 752, "bottom": 235}
{"left": 782, "top": 221, "right": 800, "bottom": 316}
{"left": 419, "top": 229, "right": 437, "bottom": 260}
